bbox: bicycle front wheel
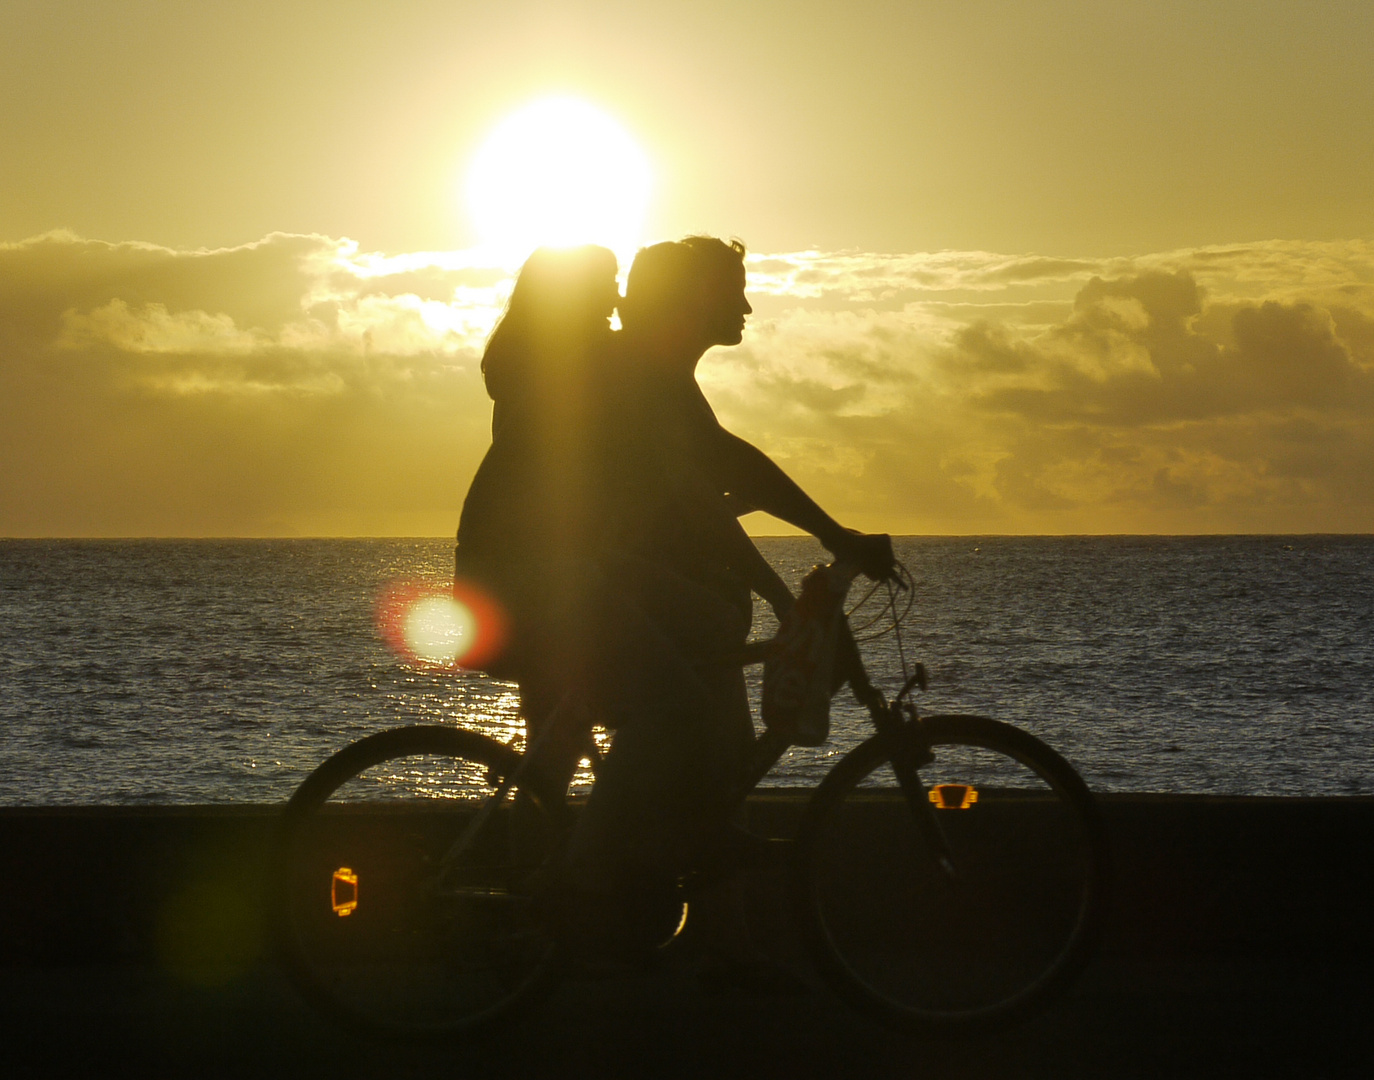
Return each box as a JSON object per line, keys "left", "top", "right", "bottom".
{"left": 794, "top": 714, "right": 1109, "bottom": 1036}
{"left": 273, "top": 724, "right": 567, "bottom": 1039}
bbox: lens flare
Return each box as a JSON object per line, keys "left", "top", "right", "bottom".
{"left": 375, "top": 579, "right": 509, "bottom": 670}
{"left": 403, "top": 595, "right": 475, "bottom": 664}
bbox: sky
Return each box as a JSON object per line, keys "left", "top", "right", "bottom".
{"left": 3, "top": 0, "right": 1373, "bottom": 536}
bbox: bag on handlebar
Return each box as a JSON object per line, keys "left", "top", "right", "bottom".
{"left": 761, "top": 563, "right": 851, "bottom": 747}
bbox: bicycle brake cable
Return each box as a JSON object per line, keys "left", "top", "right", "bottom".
{"left": 847, "top": 562, "right": 913, "bottom": 641}
{"left": 887, "top": 565, "right": 912, "bottom": 688}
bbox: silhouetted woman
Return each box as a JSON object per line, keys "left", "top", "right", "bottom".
{"left": 459, "top": 243, "right": 620, "bottom": 559}
{"left": 455, "top": 244, "right": 623, "bottom": 792}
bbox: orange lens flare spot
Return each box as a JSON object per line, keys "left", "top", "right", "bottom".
{"left": 375, "top": 578, "right": 509, "bottom": 670}
{"left": 929, "top": 783, "right": 978, "bottom": 810}
{"left": 404, "top": 595, "right": 476, "bottom": 664}
{"left": 332, "top": 867, "right": 358, "bottom": 916}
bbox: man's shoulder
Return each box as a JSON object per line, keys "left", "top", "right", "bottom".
{"left": 650, "top": 380, "right": 722, "bottom": 449}
{"left": 626, "top": 371, "right": 715, "bottom": 420}
{"left": 670, "top": 376, "right": 720, "bottom": 427}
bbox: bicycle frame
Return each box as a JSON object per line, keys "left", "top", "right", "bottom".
{"left": 278, "top": 561, "right": 1106, "bottom": 1039}
{"left": 432, "top": 576, "right": 957, "bottom": 889}
{"left": 735, "top": 624, "right": 957, "bottom": 878}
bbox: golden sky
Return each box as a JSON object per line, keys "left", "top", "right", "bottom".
{"left": 3, "top": 1, "right": 1373, "bottom": 535}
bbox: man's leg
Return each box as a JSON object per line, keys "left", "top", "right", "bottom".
{"left": 562, "top": 566, "right": 752, "bottom": 890}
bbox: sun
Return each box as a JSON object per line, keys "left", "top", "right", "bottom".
{"left": 465, "top": 97, "right": 652, "bottom": 262}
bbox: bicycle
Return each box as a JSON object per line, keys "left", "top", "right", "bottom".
{"left": 272, "top": 560, "right": 1110, "bottom": 1040}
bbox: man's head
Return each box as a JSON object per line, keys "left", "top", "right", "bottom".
{"left": 620, "top": 237, "right": 751, "bottom": 358}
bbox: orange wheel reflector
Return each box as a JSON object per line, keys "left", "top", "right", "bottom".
{"left": 929, "top": 783, "right": 978, "bottom": 810}
{"left": 332, "top": 867, "right": 359, "bottom": 916}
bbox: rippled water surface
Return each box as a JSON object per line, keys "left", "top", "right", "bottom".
{"left": 1, "top": 536, "right": 1370, "bottom": 803}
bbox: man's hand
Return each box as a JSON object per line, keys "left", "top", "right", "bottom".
{"left": 829, "top": 530, "right": 897, "bottom": 583}
{"left": 766, "top": 587, "right": 796, "bottom": 622}
{"left": 757, "top": 572, "right": 796, "bottom": 622}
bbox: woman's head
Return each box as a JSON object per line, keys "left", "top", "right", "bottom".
{"left": 481, "top": 245, "right": 620, "bottom": 401}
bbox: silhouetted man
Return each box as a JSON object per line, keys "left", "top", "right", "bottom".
{"left": 561, "top": 237, "right": 893, "bottom": 919}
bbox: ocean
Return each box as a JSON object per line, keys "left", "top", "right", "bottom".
{"left": 1, "top": 536, "right": 1370, "bottom": 805}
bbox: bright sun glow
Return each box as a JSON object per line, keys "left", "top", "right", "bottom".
{"left": 466, "top": 97, "right": 652, "bottom": 262}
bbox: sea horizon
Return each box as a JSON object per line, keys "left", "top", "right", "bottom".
{"left": 2, "top": 535, "right": 1371, "bottom": 805}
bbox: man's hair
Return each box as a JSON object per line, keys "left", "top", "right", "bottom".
{"left": 620, "top": 236, "right": 746, "bottom": 330}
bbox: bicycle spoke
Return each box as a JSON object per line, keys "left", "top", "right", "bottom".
{"left": 274, "top": 726, "right": 564, "bottom": 1037}
{"left": 795, "top": 716, "right": 1108, "bottom": 1035}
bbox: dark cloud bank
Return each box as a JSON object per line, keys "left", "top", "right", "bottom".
{"left": 3, "top": 232, "right": 1372, "bottom": 535}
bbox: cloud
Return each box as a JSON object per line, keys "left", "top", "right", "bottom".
{"left": 743, "top": 248, "right": 1117, "bottom": 302}
{"left": 59, "top": 300, "right": 269, "bottom": 356}
{"left": 4, "top": 231, "right": 1374, "bottom": 535}
{"left": 962, "top": 273, "right": 1374, "bottom": 426}
{"left": 744, "top": 238, "right": 1374, "bottom": 309}
{"left": 0, "top": 232, "right": 509, "bottom": 535}
{"left": 704, "top": 249, "right": 1374, "bottom": 533}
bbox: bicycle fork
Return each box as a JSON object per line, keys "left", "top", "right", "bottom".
{"left": 884, "top": 715, "right": 961, "bottom": 882}
{"left": 854, "top": 660, "right": 960, "bottom": 884}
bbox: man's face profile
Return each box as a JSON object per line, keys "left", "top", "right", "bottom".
{"left": 698, "top": 262, "right": 751, "bottom": 349}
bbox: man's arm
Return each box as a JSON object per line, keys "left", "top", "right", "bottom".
{"left": 721, "top": 515, "right": 796, "bottom": 617}
{"left": 702, "top": 425, "right": 895, "bottom": 580}
{"left": 670, "top": 459, "right": 795, "bottom": 616}
{"left": 708, "top": 428, "right": 847, "bottom": 547}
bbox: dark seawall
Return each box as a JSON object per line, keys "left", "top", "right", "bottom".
{"left": 3, "top": 794, "right": 1372, "bottom": 971}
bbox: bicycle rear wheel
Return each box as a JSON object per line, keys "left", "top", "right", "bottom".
{"left": 794, "top": 714, "right": 1109, "bottom": 1036}
{"left": 273, "top": 724, "right": 567, "bottom": 1039}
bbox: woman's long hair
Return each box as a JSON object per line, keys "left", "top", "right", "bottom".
{"left": 481, "top": 245, "right": 619, "bottom": 406}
